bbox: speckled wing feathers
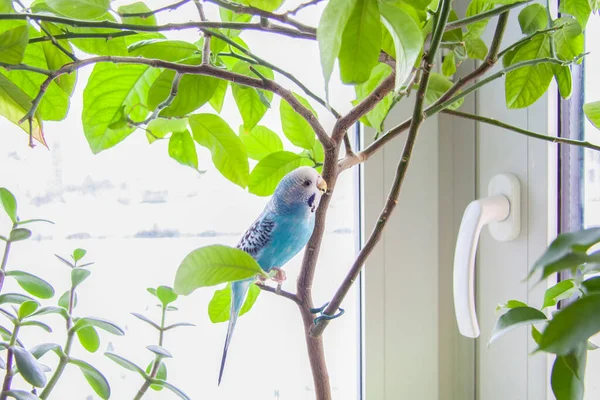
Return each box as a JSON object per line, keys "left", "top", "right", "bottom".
{"left": 235, "top": 215, "right": 275, "bottom": 258}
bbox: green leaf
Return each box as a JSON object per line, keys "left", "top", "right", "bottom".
{"left": 559, "top": 0, "right": 592, "bottom": 29}
{"left": 189, "top": 113, "right": 249, "bottom": 187}
{"left": 0, "top": 293, "right": 33, "bottom": 305}
{"left": 551, "top": 343, "right": 586, "bottom": 400}
{"left": 77, "top": 326, "right": 100, "bottom": 353}
{"left": 518, "top": 4, "right": 547, "bottom": 34}
{"left": 0, "top": 23, "right": 28, "bottom": 64}
{"left": 209, "top": 79, "right": 228, "bottom": 113}
{"left": 582, "top": 276, "right": 600, "bottom": 294}
{"left": 239, "top": 125, "right": 283, "bottom": 161}
{"left": 465, "top": 0, "right": 494, "bottom": 38}
{"left": 12, "top": 346, "right": 47, "bottom": 387}
{"left": 174, "top": 245, "right": 265, "bottom": 295}
{"left": 219, "top": 7, "right": 252, "bottom": 39}
{"left": 21, "top": 320, "right": 52, "bottom": 332}
{"left": 339, "top": 0, "right": 382, "bottom": 84}
{"left": 465, "top": 37, "right": 488, "bottom": 60}
{"left": 280, "top": 93, "right": 317, "bottom": 150}
{"left": 543, "top": 279, "right": 579, "bottom": 308}
{"left": 46, "top": 0, "right": 109, "bottom": 19}
{"left": 532, "top": 325, "right": 543, "bottom": 345}
{"left": 583, "top": 101, "right": 600, "bottom": 130}
{"left": 247, "top": 151, "right": 314, "bottom": 196}
{"left": 6, "top": 271, "right": 54, "bottom": 299}
{"left": 39, "top": 23, "right": 76, "bottom": 95}
{"left": 354, "top": 63, "right": 394, "bottom": 131}
{"left": 0, "top": 188, "right": 17, "bottom": 223}
{"left": 3, "top": 390, "right": 41, "bottom": 400}
{"left": 146, "top": 118, "right": 188, "bottom": 143}
{"left": 152, "top": 379, "right": 191, "bottom": 400}
{"left": 83, "top": 63, "right": 161, "bottom": 153}
{"left": 30, "top": 306, "right": 69, "bottom": 320}
{"left": 118, "top": 2, "right": 157, "bottom": 26}
{"left": 9, "top": 228, "right": 31, "bottom": 242}
{"left": 105, "top": 352, "right": 147, "bottom": 377}
{"left": 147, "top": 345, "right": 172, "bottom": 359}
{"left": 128, "top": 39, "right": 197, "bottom": 62}
{"left": 530, "top": 227, "right": 600, "bottom": 279}
{"left": 539, "top": 294, "right": 600, "bottom": 355}
{"left": 553, "top": 17, "right": 584, "bottom": 62}
{"left": 148, "top": 361, "right": 167, "bottom": 391}
{"left": 489, "top": 306, "right": 547, "bottom": 345}
{"left": 169, "top": 130, "right": 198, "bottom": 169}
{"left": 378, "top": 2, "right": 423, "bottom": 90}
{"left": 442, "top": 52, "right": 457, "bottom": 76}
{"left": 68, "top": 13, "right": 129, "bottom": 56}
{"left": 156, "top": 286, "right": 178, "bottom": 307}
{"left": 0, "top": 74, "right": 44, "bottom": 144}
{"left": 208, "top": 282, "right": 261, "bottom": 323}
{"left": 317, "top": 0, "right": 358, "bottom": 89}
{"left": 69, "top": 358, "right": 111, "bottom": 399}
{"left": 553, "top": 65, "right": 572, "bottom": 99}
{"left": 72, "top": 248, "right": 87, "bottom": 262}
{"left": 231, "top": 62, "right": 274, "bottom": 129}
{"left": 71, "top": 268, "right": 91, "bottom": 289}
{"left": 72, "top": 317, "right": 125, "bottom": 336}
{"left": 238, "top": 0, "right": 283, "bottom": 11}
{"left": 505, "top": 34, "right": 553, "bottom": 109}
{"left": 442, "top": 10, "right": 463, "bottom": 42}
{"left": 131, "top": 312, "right": 161, "bottom": 330}
{"left": 18, "top": 300, "right": 39, "bottom": 320}
{"left": 424, "top": 73, "right": 464, "bottom": 110}
{"left": 58, "top": 290, "right": 75, "bottom": 310}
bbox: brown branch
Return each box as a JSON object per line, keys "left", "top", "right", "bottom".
{"left": 256, "top": 283, "right": 301, "bottom": 305}
{"left": 0, "top": 13, "right": 315, "bottom": 39}
{"left": 129, "top": 73, "right": 183, "bottom": 126}
{"left": 29, "top": 31, "right": 139, "bottom": 43}
{"left": 193, "top": 0, "right": 212, "bottom": 65}
{"left": 285, "top": 0, "right": 325, "bottom": 15}
{"left": 117, "top": 0, "right": 190, "bottom": 18}
{"left": 311, "top": 0, "right": 454, "bottom": 337}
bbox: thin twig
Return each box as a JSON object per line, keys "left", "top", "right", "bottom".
{"left": 497, "top": 26, "right": 561, "bottom": 58}
{"left": 118, "top": 0, "right": 190, "bottom": 18}
{"left": 130, "top": 73, "right": 183, "bottom": 126}
{"left": 29, "top": 31, "right": 139, "bottom": 43}
{"left": 193, "top": 0, "right": 212, "bottom": 65}
{"left": 256, "top": 282, "right": 301, "bottom": 305}
{"left": 35, "top": 22, "right": 78, "bottom": 61}
{"left": 285, "top": 0, "right": 325, "bottom": 15}
{"left": 443, "top": 109, "right": 600, "bottom": 151}
{"left": 445, "top": 0, "right": 533, "bottom": 31}
{"left": 312, "top": 0, "right": 454, "bottom": 338}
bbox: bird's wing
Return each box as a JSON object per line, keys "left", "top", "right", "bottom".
{"left": 235, "top": 213, "right": 276, "bottom": 260}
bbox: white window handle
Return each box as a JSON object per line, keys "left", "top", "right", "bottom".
{"left": 453, "top": 173, "right": 521, "bottom": 338}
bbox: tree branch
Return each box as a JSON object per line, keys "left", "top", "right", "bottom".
{"left": 130, "top": 73, "right": 183, "bottom": 126}
{"left": 312, "top": 0, "right": 454, "bottom": 337}
{"left": 443, "top": 109, "right": 600, "bottom": 151}
{"left": 445, "top": 0, "right": 533, "bottom": 31}
{"left": 29, "top": 31, "right": 139, "bottom": 43}
{"left": 193, "top": 0, "right": 212, "bottom": 65}
{"left": 497, "top": 26, "right": 561, "bottom": 58}
{"left": 117, "top": 0, "right": 190, "bottom": 18}
{"left": 285, "top": 0, "right": 325, "bottom": 15}
{"left": 256, "top": 282, "right": 301, "bottom": 305}
{"left": 0, "top": 13, "right": 315, "bottom": 39}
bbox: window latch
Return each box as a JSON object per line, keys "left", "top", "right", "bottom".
{"left": 453, "top": 173, "right": 521, "bottom": 338}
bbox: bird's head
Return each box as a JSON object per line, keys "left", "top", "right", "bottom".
{"left": 270, "top": 167, "right": 327, "bottom": 215}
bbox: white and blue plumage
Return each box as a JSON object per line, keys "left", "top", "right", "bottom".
{"left": 218, "top": 166, "right": 328, "bottom": 385}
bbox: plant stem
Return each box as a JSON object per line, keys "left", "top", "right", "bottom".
{"left": 0, "top": 324, "right": 20, "bottom": 400}
{"left": 133, "top": 306, "right": 167, "bottom": 400}
{"left": 117, "top": 0, "right": 190, "bottom": 18}
{"left": 497, "top": 26, "right": 561, "bottom": 58}
{"left": 0, "top": 223, "right": 16, "bottom": 293}
{"left": 442, "top": 109, "right": 600, "bottom": 151}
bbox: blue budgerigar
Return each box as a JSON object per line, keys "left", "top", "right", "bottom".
{"left": 218, "top": 166, "right": 328, "bottom": 384}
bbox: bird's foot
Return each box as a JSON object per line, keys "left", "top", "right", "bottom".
{"left": 270, "top": 267, "right": 286, "bottom": 284}
{"left": 255, "top": 273, "right": 268, "bottom": 283}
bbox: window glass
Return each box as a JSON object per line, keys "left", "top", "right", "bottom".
{"left": 0, "top": 1, "right": 361, "bottom": 398}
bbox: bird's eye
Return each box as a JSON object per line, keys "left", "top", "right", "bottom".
{"left": 304, "top": 180, "right": 311, "bottom": 187}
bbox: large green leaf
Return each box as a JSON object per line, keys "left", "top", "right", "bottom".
{"left": 317, "top": 0, "right": 358, "bottom": 89}
{"left": 584, "top": 101, "right": 600, "bottom": 129}
{"left": 239, "top": 125, "right": 283, "bottom": 161}
{"left": 46, "top": 0, "right": 109, "bottom": 19}
{"left": 465, "top": 0, "right": 494, "bottom": 39}
{"left": 82, "top": 63, "right": 161, "bottom": 153}
{"left": 247, "top": 151, "right": 313, "bottom": 196}
{"left": 489, "top": 306, "right": 547, "bottom": 345}
{"left": 0, "top": 74, "right": 44, "bottom": 143}
{"left": 173, "top": 245, "right": 265, "bottom": 295}
{"left": 118, "top": 2, "right": 157, "bottom": 26}
{"left": 280, "top": 93, "right": 317, "bottom": 150}
{"left": 379, "top": 2, "right": 423, "bottom": 90}
{"left": 518, "top": 4, "right": 547, "bottom": 34}
{"left": 539, "top": 294, "right": 600, "bottom": 355}
{"left": 6, "top": 271, "right": 54, "bottom": 299}
{"left": 128, "top": 39, "right": 198, "bottom": 62}
{"left": 505, "top": 34, "right": 553, "bottom": 109}
{"left": 208, "top": 282, "right": 261, "bottom": 323}
{"left": 77, "top": 326, "right": 100, "bottom": 353}
{"left": 543, "top": 279, "right": 579, "bottom": 308}
{"left": 67, "top": 13, "right": 129, "bottom": 56}
{"left": 189, "top": 113, "right": 249, "bottom": 187}
{"left": 339, "top": 0, "right": 382, "bottom": 84}
{"left": 559, "top": 0, "right": 592, "bottom": 29}
{"left": 553, "top": 17, "right": 584, "bottom": 62}
{"left": 354, "top": 63, "right": 394, "bottom": 131}
{"left": 168, "top": 130, "right": 198, "bottom": 169}
{"left": 39, "top": 23, "right": 77, "bottom": 95}
{"left": 69, "top": 358, "right": 111, "bottom": 400}
{"left": 554, "top": 65, "right": 572, "bottom": 100}
{"left": 551, "top": 343, "right": 587, "bottom": 400}
{"left": 231, "top": 62, "right": 274, "bottom": 129}
{"left": 0, "top": 187, "right": 17, "bottom": 223}
{"left": 12, "top": 346, "right": 47, "bottom": 387}
{"left": 424, "top": 73, "right": 464, "bottom": 110}
{"left": 0, "top": 23, "right": 28, "bottom": 64}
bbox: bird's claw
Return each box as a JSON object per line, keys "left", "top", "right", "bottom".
{"left": 271, "top": 267, "right": 286, "bottom": 284}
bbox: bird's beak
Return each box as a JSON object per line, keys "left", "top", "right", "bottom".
{"left": 317, "top": 177, "right": 327, "bottom": 194}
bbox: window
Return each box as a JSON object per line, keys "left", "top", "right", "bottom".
{"left": 0, "top": 2, "right": 361, "bottom": 398}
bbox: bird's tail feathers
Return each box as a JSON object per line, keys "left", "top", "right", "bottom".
{"left": 218, "top": 280, "right": 251, "bottom": 385}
